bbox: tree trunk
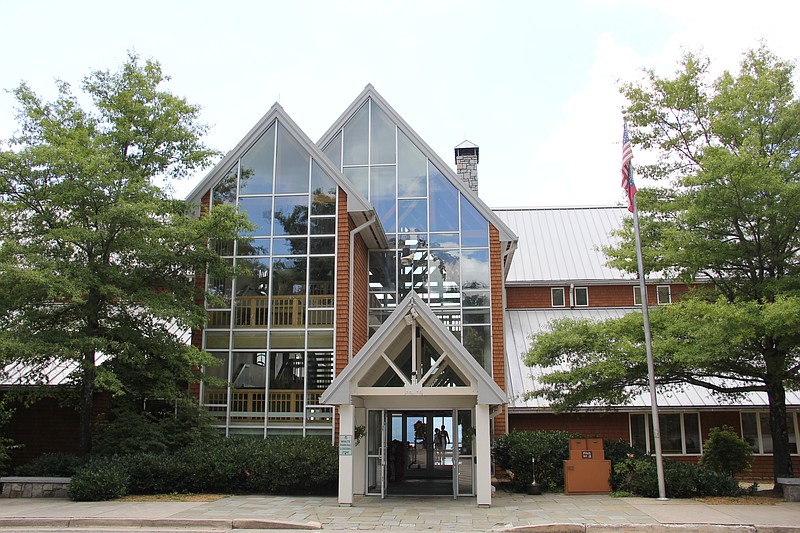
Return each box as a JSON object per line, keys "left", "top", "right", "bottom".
{"left": 766, "top": 375, "right": 793, "bottom": 484}
{"left": 79, "top": 349, "right": 96, "bottom": 456}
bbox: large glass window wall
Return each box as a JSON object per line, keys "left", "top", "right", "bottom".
{"left": 201, "top": 119, "right": 336, "bottom": 437}
{"left": 323, "top": 99, "right": 493, "bottom": 373}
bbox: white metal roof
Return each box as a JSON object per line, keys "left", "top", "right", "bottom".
{"left": 494, "top": 206, "right": 634, "bottom": 284}
{"left": 504, "top": 308, "right": 800, "bottom": 411}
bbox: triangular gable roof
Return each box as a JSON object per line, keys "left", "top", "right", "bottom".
{"left": 317, "top": 84, "right": 519, "bottom": 246}
{"left": 320, "top": 291, "right": 507, "bottom": 406}
{"left": 185, "top": 103, "right": 388, "bottom": 248}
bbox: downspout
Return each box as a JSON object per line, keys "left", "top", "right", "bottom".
{"left": 349, "top": 213, "right": 377, "bottom": 361}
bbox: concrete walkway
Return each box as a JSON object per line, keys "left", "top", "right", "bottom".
{"left": 0, "top": 491, "right": 799, "bottom": 532}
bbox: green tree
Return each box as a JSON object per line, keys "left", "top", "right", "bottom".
{"left": 525, "top": 46, "right": 800, "bottom": 483}
{"left": 0, "top": 52, "right": 248, "bottom": 455}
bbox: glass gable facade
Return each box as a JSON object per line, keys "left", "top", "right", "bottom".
{"left": 202, "top": 119, "right": 337, "bottom": 438}
{"left": 322, "top": 98, "right": 494, "bottom": 372}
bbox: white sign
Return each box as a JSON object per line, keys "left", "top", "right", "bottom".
{"left": 339, "top": 435, "right": 353, "bottom": 456}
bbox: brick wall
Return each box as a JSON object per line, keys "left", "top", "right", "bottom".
{"left": 507, "top": 283, "right": 696, "bottom": 309}
{"left": 335, "top": 189, "right": 351, "bottom": 379}
{"left": 509, "top": 411, "right": 630, "bottom": 441}
{"left": 489, "top": 225, "right": 506, "bottom": 436}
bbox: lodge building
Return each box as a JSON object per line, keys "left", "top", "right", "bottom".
{"left": 3, "top": 85, "right": 798, "bottom": 505}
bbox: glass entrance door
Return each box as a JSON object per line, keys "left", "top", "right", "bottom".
{"left": 366, "top": 409, "right": 386, "bottom": 497}
{"left": 385, "top": 410, "right": 454, "bottom": 496}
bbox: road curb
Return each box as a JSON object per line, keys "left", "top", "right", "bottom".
{"left": 0, "top": 516, "right": 321, "bottom": 530}
{"left": 502, "top": 524, "right": 800, "bottom": 533}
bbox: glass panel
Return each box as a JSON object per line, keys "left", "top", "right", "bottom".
{"left": 239, "top": 197, "right": 272, "bottom": 237}
{"left": 461, "top": 249, "right": 490, "bottom": 290}
{"left": 273, "top": 237, "right": 308, "bottom": 256}
{"left": 309, "top": 257, "right": 335, "bottom": 296}
{"left": 211, "top": 238, "right": 234, "bottom": 257}
{"left": 684, "top": 413, "right": 701, "bottom": 454}
{"left": 202, "top": 353, "right": 228, "bottom": 419}
{"left": 370, "top": 165, "right": 396, "bottom": 233}
{"left": 430, "top": 233, "right": 459, "bottom": 249}
{"left": 207, "top": 257, "right": 233, "bottom": 309}
{"left": 230, "top": 351, "right": 267, "bottom": 426}
{"left": 659, "top": 414, "right": 683, "bottom": 454}
{"left": 741, "top": 412, "right": 759, "bottom": 452}
{"left": 657, "top": 285, "right": 671, "bottom": 305}
{"left": 275, "top": 122, "right": 310, "bottom": 194}
{"left": 458, "top": 457, "right": 473, "bottom": 496}
{"left": 311, "top": 160, "right": 337, "bottom": 215}
{"left": 229, "top": 427, "right": 265, "bottom": 437}
{"left": 429, "top": 163, "right": 458, "bottom": 232}
{"left": 310, "top": 217, "right": 335, "bottom": 235}
{"left": 397, "top": 130, "right": 427, "bottom": 197}
{"left": 269, "top": 330, "right": 304, "bottom": 349}
{"left": 344, "top": 166, "right": 368, "bottom": 198}
{"left": 268, "top": 351, "right": 304, "bottom": 423}
{"left": 204, "top": 331, "right": 229, "bottom": 350}
{"left": 633, "top": 286, "right": 642, "bottom": 306}
{"left": 212, "top": 165, "right": 238, "bottom": 206}
{"left": 398, "top": 199, "right": 427, "bottom": 234}
{"left": 309, "top": 237, "right": 335, "bottom": 255}
{"left": 271, "top": 257, "right": 307, "bottom": 328}
{"left": 436, "top": 310, "right": 462, "bottom": 339}
{"left": 343, "top": 101, "right": 369, "bottom": 166}
{"left": 463, "top": 325, "right": 490, "bottom": 372}
{"left": 240, "top": 125, "right": 275, "bottom": 195}
{"left": 460, "top": 195, "right": 489, "bottom": 247}
{"left": 464, "top": 308, "right": 490, "bottom": 325}
{"left": 463, "top": 291, "right": 490, "bottom": 308}
{"left": 789, "top": 415, "right": 798, "bottom": 454}
{"left": 630, "top": 414, "right": 647, "bottom": 452}
{"left": 232, "top": 331, "right": 267, "bottom": 350}
{"left": 237, "top": 238, "right": 270, "bottom": 256}
{"left": 206, "top": 310, "right": 230, "bottom": 328}
{"left": 307, "top": 351, "right": 334, "bottom": 395}
{"left": 234, "top": 257, "right": 270, "bottom": 328}
{"left": 307, "top": 331, "right": 334, "bottom": 349}
{"left": 273, "top": 195, "right": 308, "bottom": 236}
{"left": 370, "top": 102, "right": 396, "bottom": 164}
{"left": 368, "top": 410, "right": 383, "bottom": 455}
{"left": 322, "top": 131, "right": 342, "bottom": 170}
{"left": 203, "top": 352, "right": 229, "bottom": 388}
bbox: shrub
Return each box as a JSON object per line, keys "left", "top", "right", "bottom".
{"left": 603, "top": 439, "right": 648, "bottom": 491}
{"left": 14, "top": 453, "right": 83, "bottom": 477}
{"left": 493, "top": 430, "right": 576, "bottom": 491}
{"left": 700, "top": 425, "right": 753, "bottom": 477}
{"left": 613, "top": 457, "right": 744, "bottom": 498}
{"left": 68, "top": 458, "right": 129, "bottom": 501}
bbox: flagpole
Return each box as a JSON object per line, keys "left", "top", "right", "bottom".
{"left": 629, "top": 169, "right": 668, "bottom": 501}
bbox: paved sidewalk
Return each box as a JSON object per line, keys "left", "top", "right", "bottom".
{"left": 0, "top": 491, "right": 799, "bottom": 532}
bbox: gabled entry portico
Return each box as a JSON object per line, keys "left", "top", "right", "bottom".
{"left": 320, "top": 292, "right": 506, "bottom": 507}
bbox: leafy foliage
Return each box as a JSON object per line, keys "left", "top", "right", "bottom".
{"left": 700, "top": 425, "right": 753, "bottom": 477}
{"left": 68, "top": 457, "right": 129, "bottom": 501}
{"left": 13, "top": 452, "right": 84, "bottom": 477}
{"left": 492, "top": 430, "right": 577, "bottom": 491}
{"left": 67, "top": 437, "right": 338, "bottom": 500}
{"left": 0, "top": 52, "right": 249, "bottom": 454}
{"left": 613, "top": 457, "right": 743, "bottom": 498}
{"left": 526, "top": 46, "right": 800, "bottom": 480}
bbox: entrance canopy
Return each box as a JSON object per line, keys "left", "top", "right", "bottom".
{"left": 321, "top": 291, "right": 506, "bottom": 407}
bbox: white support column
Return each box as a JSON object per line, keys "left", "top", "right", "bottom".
{"left": 475, "top": 404, "right": 492, "bottom": 507}
{"left": 338, "top": 404, "right": 354, "bottom": 506}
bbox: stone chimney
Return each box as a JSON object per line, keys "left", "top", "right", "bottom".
{"left": 455, "top": 140, "right": 479, "bottom": 195}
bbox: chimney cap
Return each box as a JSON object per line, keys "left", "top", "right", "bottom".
{"left": 454, "top": 140, "right": 479, "bottom": 164}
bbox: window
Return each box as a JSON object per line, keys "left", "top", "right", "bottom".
{"left": 741, "top": 412, "right": 799, "bottom": 455}
{"left": 574, "top": 287, "right": 588, "bottom": 307}
{"left": 630, "top": 413, "right": 702, "bottom": 455}
{"left": 633, "top": 286, "right": 643, "bottom": 306}
{"left": 551, "top": 287, "right": 565, "bottom": 307}
{"left": 657, "top": 285, "right": 671, "bottom": 305}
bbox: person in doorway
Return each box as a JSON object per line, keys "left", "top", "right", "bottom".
{"left": 434, "top": 428, "right": 442, "bottom": 464}
{"left": 438, "top": 424, "right": 450, "bottom": 464}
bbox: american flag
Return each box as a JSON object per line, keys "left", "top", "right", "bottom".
{"left": 621, "top": 121, "right": 636, "bottom": 212}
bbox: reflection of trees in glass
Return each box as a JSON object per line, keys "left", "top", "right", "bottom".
{"left": 271, "top": 258, "right": 307, "bottom": 296}
{"left": 311, "top": 187, "right": 336, "bottom": 216}
{"left": 463, "top": 326, "right": 489, "bottom": 370}
{"left": 212, "top": 166, "right": 237, "bottom": 206}
{"left": 274, "top": 200, "right": 309, "bottom": 237}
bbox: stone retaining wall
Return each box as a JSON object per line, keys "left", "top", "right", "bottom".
{"left": 0, "top": 477, "right": 70, "bottom": 498}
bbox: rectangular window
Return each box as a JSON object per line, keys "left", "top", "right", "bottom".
{"left": 741, "top": 412, "right": 799, "bottom": 455}
{"left": 551, "top": 287, "right": 565, "bottom": 307}
{"left": 630, "top": 413, "right": 702, "bottom": 455}
{"left": 633, "top": 286, "right": 642, "bottom": 306}
{"left": 574, "top": 287, "right": 588, "bottom": 307}
{"left": 657, "top": 285, "right": 671, "bottom": 305}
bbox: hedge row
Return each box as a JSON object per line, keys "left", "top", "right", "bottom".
{"left": 67, "top": 436, "right": 337, "bottom": 501}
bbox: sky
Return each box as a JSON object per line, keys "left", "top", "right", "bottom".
{"left": 2, "top": 0, "right": 799, "bottom": 209}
